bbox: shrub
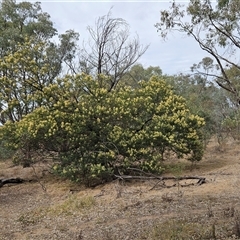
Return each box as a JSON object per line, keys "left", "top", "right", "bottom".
{"left": 0, "top": 74, "right": 205, "bottom": 184}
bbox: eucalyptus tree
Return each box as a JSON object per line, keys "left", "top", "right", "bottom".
{"left": 0, "top": 0, "right": 56, "bottom": 57}
{"left": 0, "top": 0, "right": 79, "bottom": 124}
{"left": 155, "top": 0, "right": 240, "bottom": 106}
{"left": 120, "top": 64, "right": 162, "bottom": 88}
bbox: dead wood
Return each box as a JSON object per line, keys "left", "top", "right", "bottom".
{"left": 114, "top": 168, "right": 206, "bottom": 189}
{"left": 114, "top": 174, "right": 205, "bottom": 182}
{"left": 0, "top": 177, "right": 25, "bottom": 187}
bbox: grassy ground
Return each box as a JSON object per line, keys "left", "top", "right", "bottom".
{"left": 1, "top": 137, "right": 240, "bottom": 239}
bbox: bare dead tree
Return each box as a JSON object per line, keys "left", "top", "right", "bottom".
{"left": 80, "top": 10, "right": 149, "bottom": 91}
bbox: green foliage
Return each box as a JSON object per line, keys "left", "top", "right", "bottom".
{"left": 0, "top": 73, "right": 205, "bottom": 185}
{"left": 218, "top": 0, "right": 230, "bottom": 9}
{"left": 155, "top": 0, "right": 240, "bottom": 104}
{"left": 120, "top": 63, "right": 162, "bottom": 88}
{"left": 223, "top": 109, "right": 240, "bottom": 140}
{"left": 0, "top": 1, "right": 80, "bottom": 124}
{"left": 165, "top": 72, "right": 231, "bottom": 145}
{"left": 0, "top": 38, "right": 60, "bottom": 123}
{"left": 223, "top": 66, "right": 240, "bottom": 106}
{"left": 0, "top": 140, "right": 15, "bottom": 160}
{"left": 0, "top": 0, "right": 57, "bottom": 57}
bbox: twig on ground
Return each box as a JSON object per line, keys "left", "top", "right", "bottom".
{"left": 31, "top": 165, "right": 47, "bottom": 192}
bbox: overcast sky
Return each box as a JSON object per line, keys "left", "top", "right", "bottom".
{"left": 38, "top": 1, "right": 210, "bottom": 75}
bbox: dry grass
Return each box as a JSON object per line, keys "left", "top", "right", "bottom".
{"left": 1, "top": 137, "right": 240, "bottom": 239}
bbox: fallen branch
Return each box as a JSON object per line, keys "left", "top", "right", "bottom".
{"left": 114, "top": 175, "right": 158, "bottom": 180}
{"left": 0, "top": 177, "right": 25, "bottom": 188}
{"left": 114, "top": 171, "right": 206, "bottom": 189}
{"left": 114, "top": 174, "right": 205, "bottom": 182}
{"left": 128, "top": 167, "right": 205, "bottom": 186}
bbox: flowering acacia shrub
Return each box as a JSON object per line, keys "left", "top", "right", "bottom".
{"left": 0, "top": 74, "right": 205, "bottom": 185}
{"left": 0, "top": 38, "right": 61, "bottom": 124}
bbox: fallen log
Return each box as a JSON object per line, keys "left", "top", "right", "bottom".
{"left": 114, "top": 175, "right": 157, "bottom": 180}
{"left": 0, "top": 177, "right": 25, "bottom": 188}
{"left": 114, "top": 173, "right": 206, "bottom": 189}
{"left": 114, "top": 174, "right": 205, "bottom": 183}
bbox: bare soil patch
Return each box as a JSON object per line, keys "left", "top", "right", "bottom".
{"left": 1, "top": 137, "right": 240, "bottom": 239}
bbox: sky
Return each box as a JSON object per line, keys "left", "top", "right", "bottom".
{"left": 37, "top": 0, "right": 211, "bottom": 75}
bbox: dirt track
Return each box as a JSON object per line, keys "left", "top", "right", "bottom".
{"left": 1, "top": 138, "right": 240, "bottom": 239}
